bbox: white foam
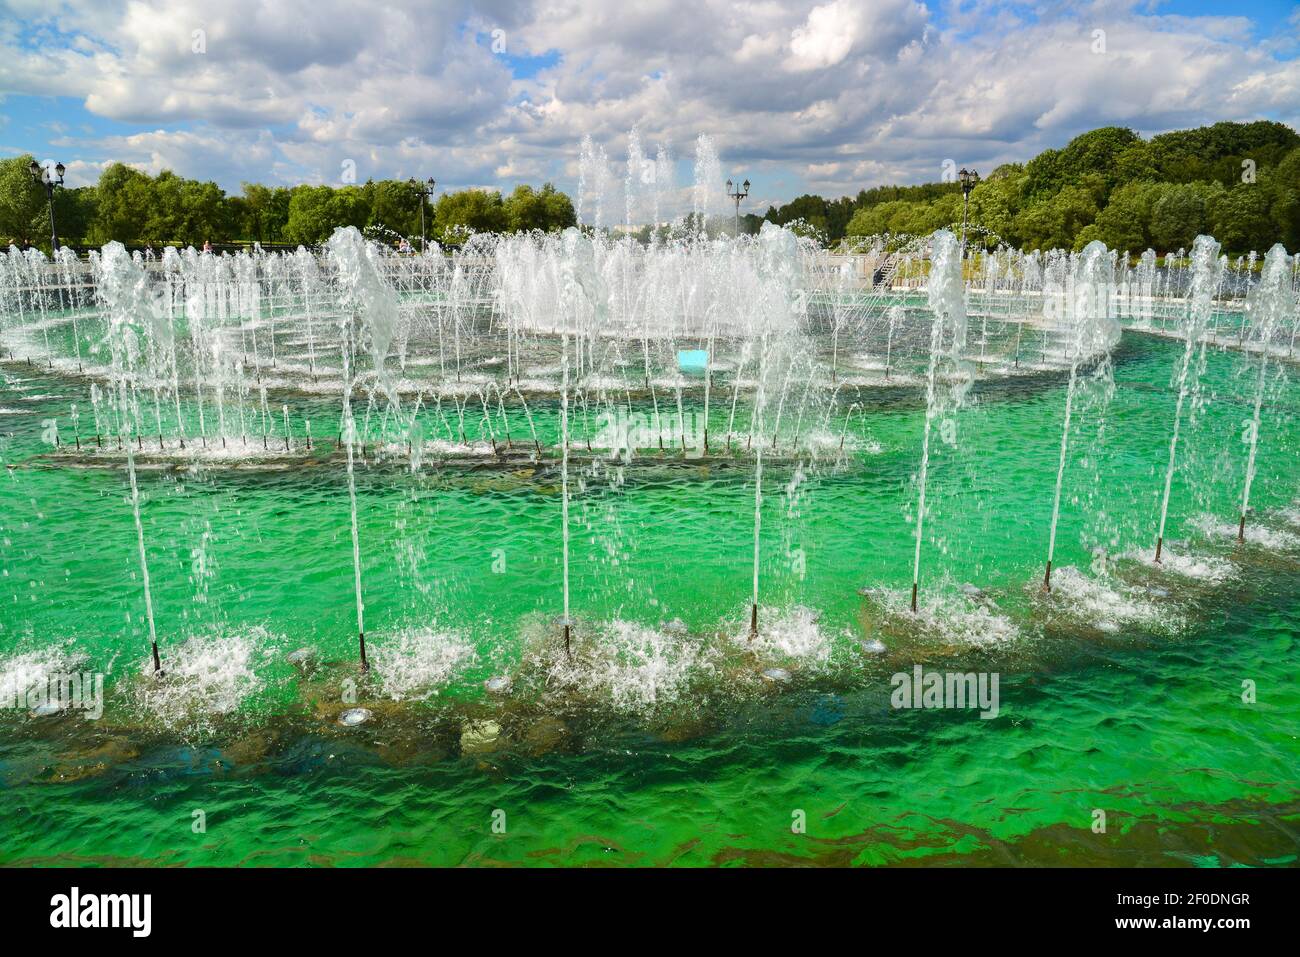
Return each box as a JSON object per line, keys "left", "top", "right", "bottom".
{"left": 1128, "top": 546, "right": 1235, "bottom": 583}
{"left": 133, "top": 630, "right": 266, "bottom": 728}
{"left": 551, "top": 619, "right": 716, "bottom": 713}
{"left": 0, "top": 645, "right": 86, "bottom": 703}
{"left": 867, "top": 587, "right": 1019, "bottom": 648}
{"left": 733, "top": 605, "right": 840, "bottom": 664}
{"left": 1043, "top": 566, "right": 1178, "bottom": 630}
{"left": 368, "top": 627, "right": 476, "bottom": 701}
{"left": 1194, "top": 513, "right": 1300, "bottom": 551}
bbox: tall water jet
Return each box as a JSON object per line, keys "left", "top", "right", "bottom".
{"left": 555, "top": 229, "right": 601, "bottom": 656}
{"left": 1154, "top": 235, "right": 1222, "bottom": 563}
{"left": 692, "top": 135, "right": 723, "bottom": 238}
{"left": 1043, "top": 241, "right": 1119, "bottom": 591}
{"left": 1237, "top": 243, "right": 1292, "bottom": 542}
{"left": 910, "top": 230, "right": 969, "bottom": 612}
{"left": 95, "top": 242, "right": 164, "bottom": 674}
{"left": 327, "top": 227, "right": 399, "bottom": 671}
{"left": 750, "top": 440, "right": 763, "bottom": 637}
{"left": 560, "top": 341, "right": 573, "bottom": 656}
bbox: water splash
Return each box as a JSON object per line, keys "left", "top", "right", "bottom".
{"left": 911, "top": 230, "right": 969, "bottom": 611}
{"left": 1236, "top": 243, "right": 1293, "bottom": 541}
{"left": 1154, "top": 235, "right": 1222, "bottom": 563}
{"left": 369, "top": 628, "right": 477, "bottom": 701}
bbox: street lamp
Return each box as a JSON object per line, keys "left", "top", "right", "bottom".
{"left": 29, "top": 160, "right": 66, "bottom": 251}
{"left": 726, "top": 177, "right": 750, "bottom": 236}
{"left": 958, "top": 167, "right": 980, "bottom": 253}
{"left": 409, "top": 176, "right": 436, "bottom": 253}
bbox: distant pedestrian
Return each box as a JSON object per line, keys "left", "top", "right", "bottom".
{"left": 202, "top": 240, "right": 213, "bottom": 253}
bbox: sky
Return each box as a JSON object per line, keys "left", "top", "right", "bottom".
{"left": 0, "top": 0, "right": 1297, "bottom": 218}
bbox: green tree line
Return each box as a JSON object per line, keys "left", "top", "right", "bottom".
{"left": 753, "top": 121, "right": 1300, "bottom": 256}
{"left": 0, "top": 157, "right": 576, "bottom": 250}
{"left": 4, "top": 120, "right": 1296, "bottom": 255}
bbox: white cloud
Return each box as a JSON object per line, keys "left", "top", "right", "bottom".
{"left": 0, "top": 0, "right": 1294, "bottom": 200}
{"left": 787, "top": 1, "right": 858, "bottom": 72}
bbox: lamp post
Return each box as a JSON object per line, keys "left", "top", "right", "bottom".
{"left": 726, "top": 177, "right": 750, "bottom": 236}
{"left": 958, "top": 167, "right": 980, "bottom": 254}
{"left": 28, "top": 160, "right": 66, "bottom": 251}
{"left": 409, "top": 176, "right": 436, "bottom": 252}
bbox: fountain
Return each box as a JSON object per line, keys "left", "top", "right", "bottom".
{"left": 1042, "top": 241, "right": 1120, "bottom": 591}
{"left": 910, "top": 230, "right": 969, "bottom": 612}
{"left": 327, "top": 226, "right": 400, "bottom": 670}
{"left": 1153, "top": 235, "right": 1222, "bottom": 564}
{"left": 1237, "top": 243, "right": 1293, "bottom": 542}
{"left": 0, "top": 133, "right": 1297, "bottom": 815}
{"left": 94, "top": 242, "right": 164, "bottom": 674}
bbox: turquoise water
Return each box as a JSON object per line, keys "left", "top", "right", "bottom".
{"left": 0, "top": 330, "right": 1298, "bottom": 866}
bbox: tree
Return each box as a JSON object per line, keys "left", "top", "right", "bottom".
{"left": 1209, "top": 183, "right": 1275, "bottom": 255}
{"left": 845, "top": 203, "right": 889, "bottom": 238}
{"left": 285, "top": 185, "right": 371, "bottom": 245}
{"left": 1266, "top": 147, "right": 1300, "bottom": 251}
{"left": 0, "top": 154, "right": 49, "bottom": 247}
{"left": 1015, "top": 185, "right": 1099, "bottom": 251}
{"left": 433, "top": 189, "right": 507, "bottom": 241}
{"left": 365, "top": 179, "right": 420, "bottom": 241}
{"left": 968, "top": 167, "right": 1027, "bottom": 247}
{"left": 1023, "top": 127, "right": 1142, "bottom": 202}
{"left": 240, "top": 183, "right": 292, "bottom": 244}
{"left": 1088, "top": 181, "right": 1163, "bottom": 252}
{"left": 89, "top": 163, "right": 153, "bottom": 245}
{"left": 178, "top": 178, "right": 231, "bottom": 244}
{"left": 1149, "top": 183, "right": 1211, "bottom": 253}
{"left": 503, "top": 183, "right": 576, "bottom": 232}
{"left": 56, "top": 187, "right": 95, "bottom": 245}
{"left": 1145, "top": 121, "right": 1300, "bottom": 186}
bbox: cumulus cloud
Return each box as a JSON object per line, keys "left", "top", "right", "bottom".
{"left": 787, "top": 1, "right": 860, "bottom": 71}
{"left": 0, "top": 0, "right": 1295, "bottom": 201}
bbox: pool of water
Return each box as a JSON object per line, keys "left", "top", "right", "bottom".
{"left": 1, "top": 330, "right": 1298, "bottom": 866}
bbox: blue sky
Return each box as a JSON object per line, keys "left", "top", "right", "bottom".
{"left": 1, "top": 0, "right": 1297, "bottom": 218}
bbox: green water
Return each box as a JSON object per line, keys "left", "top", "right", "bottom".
{"left": 1, "top": 331, "right": 1298, "bottom": 866}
